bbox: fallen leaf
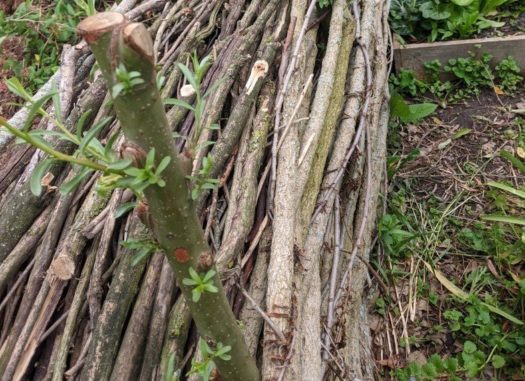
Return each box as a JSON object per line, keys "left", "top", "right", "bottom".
{"left": 517, "top": 147, "right": 525, "bottom": 159}
{"left": 438, "top": 139, "right": 452, "bottom": 149}
{"left": 408, "top": 351, "right": 427, "bottom": 365}
{"left": 423, "top": 261, "right": 524, "bottom": 325}
{"left": 452, "top": 127, "right": 471, "bottom": 140}
{"left": 493, "top": 85, "right": 505, "bottom": 95}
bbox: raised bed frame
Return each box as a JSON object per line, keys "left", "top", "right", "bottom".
{"left": 394, "top": 34, "right": 525, "bottom": 77}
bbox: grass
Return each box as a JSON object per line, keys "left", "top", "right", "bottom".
{"left": 0, "top": 0, "right": 100, "bottom": 92}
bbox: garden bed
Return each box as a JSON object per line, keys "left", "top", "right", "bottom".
{"left": 394, "top": 35, "right": 525, "bottom": 77}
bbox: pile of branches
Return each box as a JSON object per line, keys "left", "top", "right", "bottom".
{"left": 0, "top": 0, "right": 391, "bottom": 379}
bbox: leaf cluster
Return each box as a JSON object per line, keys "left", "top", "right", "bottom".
{"left": 187, "top": 339, "right": 232, "bottom": 381}
{"left": 390, "top": 0, "right": 511, "bottom": 42}
{"left": 112, "top": 63, "right": 145, "bottom": 98}
{"left": 391, "top": 54, "right": 523, "bottom": 103}
{"left": 182, "top": 267, "right": 219, "bottom": 302}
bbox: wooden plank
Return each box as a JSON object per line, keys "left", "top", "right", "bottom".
{"left": 394, "top": 35, "right": 525, "bottom": 78}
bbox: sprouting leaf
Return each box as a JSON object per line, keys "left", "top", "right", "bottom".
{"left": 30, "top": 158, "right": 54, "bottom": 196}
{"left": 146, "top": 148, "right": 156, "bottom": 167}
{"left": 51, "top": 84, "right": 62, "bottom": 123}
{"left": 6, "top": 77, "right": 33, "bottom": 101}
{"left": 79, "top": 116, "right": 112, "bottom": 154}
{"left": 438, "top": 139, "right": 452, "bottom": 150}
{"left": 406, "top": 103, "right": 437, "bottom": 122}
{"left": 203, "top": 269, "right": 216, "bottom": 282}
{"left": 192, "top": 289, "right": 202, "bottom": 302}
{"left": 463, "top": 340, "right": 476, "bottom": 354}
{"left": 182, "top": 277, "right": 198, "bottom": 286}
{"left": 486, "top": 181, "right": 525, "bottom": 199}
{"left": 164, "top": 98, "right": 195, "bottom": 111}
{"left": 189, "top": 267, "right": 200, "bottom": 282}
{"left": 108, "top": 158, "right": 133, "bottom": 171}
{"left": 104, "top": 132, "right": 120, "bottom": 157}
{"left": 390, "top": 92, "right": 436, "bottom": 123}
{"left": 28, "top": 130, "right": 75, "bottom": 143}
{"left": 60, "top": 167, "right": 93, "bottom": 195}
{"left": 76, "top": 110, "right": 92, "bottom": 141}
{"left": 499, "top": 150, "right": 525, "bottom": 175}
{"left": 112, "top": 83, "right": 125, "bottom": 98}
{"left": 177, "top": 63, "right": 198, "bottom": 92}
{"left": 114, "top": 201, "right": 137, "bottom": 218}
{"left": 132, "top": 247, "right": 153, "bottom": 266}
{"left": 23, "top": 92, "right": 56, "bottom": 132}
{"left": 156, "top": 156, "right": 171, "bottom": 174}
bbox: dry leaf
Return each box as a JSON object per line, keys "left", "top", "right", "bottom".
{"left": 493, "top": 85, "right": 505, "bottom": 95}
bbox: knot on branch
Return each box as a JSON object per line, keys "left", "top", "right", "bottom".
{"left": 245, "top": 60, "right": 269, "bottom": 95}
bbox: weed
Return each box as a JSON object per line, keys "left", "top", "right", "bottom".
{"left": 495, "top": 57, "right": 524, "bottom": 93}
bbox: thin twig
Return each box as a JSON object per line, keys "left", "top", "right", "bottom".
{"left": 238, "top": 285, "right": 285, "bottom": 341}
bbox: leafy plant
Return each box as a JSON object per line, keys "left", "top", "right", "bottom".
{"left": 121, "top": 238, "right": 160, "bottom": 266}
{"left": 390, "top": 92, "right": 437, "bottom": 123}
{"left": 495, "top": 56, "right": 523, "bottom": 92}
{"left": 165, "top": 52, "right": 216, "bottom": 149}
{"left": 390, "top": 0, "right": 510, "bottom": 42}
{"left": 317, "top": 0, "right": 335, "bottom": 8}
{"left": 188, "top": 339, "right": 232, "bottom": 381}
{"left": 112, "top": 63, "right": 145, "bottom": 98}
{"left": 186, "top": 154, "right": 219, "bottom": 200}
{"left": 182, "top": 268, "right": 219, "bottom": 302}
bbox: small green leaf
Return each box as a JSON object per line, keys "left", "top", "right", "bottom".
{"left": 203, "top": 284, "right": 218, "bottom": 293}
{"left": 164, "top": 98, "right": 195, "bottom": 111}
{"left": 450, "top": 0, "right": 475, "bottom": 6}
{"left": 76, "top": 110, "right": 92, "bottom": 141}
{"left": 177, "top": 63, "right": 198, "bottom": 92}
{"left": 491, "top": 355, "right": 505, "bottom": 369}
{"left": 105, "top": 132, "right": 119, "bottom": 157}
{"left": 146, "top": 148, "right": 155, "bottom": 167}
{"left": 483, "top": 214, "right": 525, "bottom": 226}
{"left": 30, "top": 158, "right": 54, "bottom": 196}
{"left": 203, "top": 269, "right": 216, "bottom": 282}
{"left": 192, "top": 289, "right": 201, "bottom": 302}
{"left": 114, "top": 202, "right": 137, "bottom": 218}
{"left": 182, "top": 278, "right": 198, "bottom": 286}
{"left": 51, "top": 84, "right": 62, "bottom": 123}
{"left": 189, "top": 267, "right": 200, "bottom": 282}
{"left": 156, "top": 156, "right": 171, "bottom": 174}
{"left": 60, "top": 168, "right": 93, "bottom": 195}
{"left": 6, "top": 77, "right": 33, "bottom": 101}
{"left": 463, "top": 340, "right": 477, "bottom": 354}
{"left": 79, "top": 117, "right": 112, "bottom": 154}
{"left": 28, "top": 130, "right": 76, "bottom": 143}
{"left": 23, "top": 92, "right": 56, "bottom": 132}
{"left": 132, "top": 247, "right": 153, "bottom": 266}
{"left": 112, "top": 83, "right": 125, "bottom": 98}
{"left": 108, "top": 158, "right": 133, "bottom": 171}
